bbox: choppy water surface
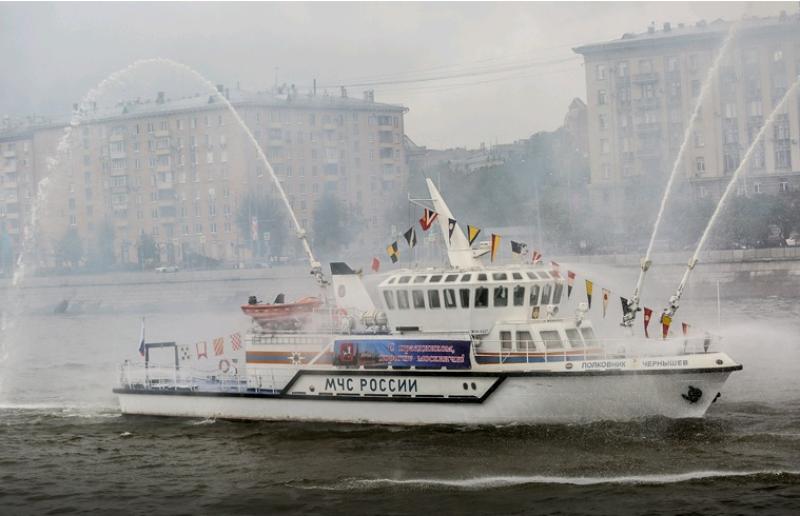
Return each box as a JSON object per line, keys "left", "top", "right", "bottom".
{"left": 1, "top": 300, "right": 799, "bottom": 514}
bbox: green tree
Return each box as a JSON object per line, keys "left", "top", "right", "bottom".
{"left": 137, "top": 232, "right": 159, "bottom": 267}
{"left": 86, "top": 221, "right": 116, "bottom": 271}
{"left": 236, "top": 192, "right": 287, "bottom": 258}
{"left": 55, "top": 228, "right": 83, "bottom": 269}
{"left": 312, "top": 191, "right": 351, "bottom": 256}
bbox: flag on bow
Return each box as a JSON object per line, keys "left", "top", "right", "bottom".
{"left": 682, "top": 322, "right": 690, "bottom": 336}
{"left": 490, "top": 234, "right": 501, "bottom": 262}
{"left": 448, "top": 218, "right": 457, "bottom": 243}
{"left": 179, "top": 345, "right": 191, "bottom": 361}
{"left": 585, "top": 279, "right": 593, "bottom": 309}
{"left": 531, "top": 250, "right": 542, "bottom": 264}
{"left": 196, "top": 341, "right": 208, "bottom": 359}
{"left": 213, "top": 337, "right": 225, "bottom": 356}
{"left": 567, "top": 271, "right": 576, "bottom": 298}
{"left": 230, "top": 332, "right": 242, "bottom": 351}
{"left": 643, "top": 307, "right": 653, "bottom": 338}
{"left": 138, "top": 317, "right": 146, "bottom": 356}
{"left": 661, "top": 313, "right": 672, "bottom": 340}
{"left": 550, "top": 261, "right": 561, "bottom": 278}
{"left": 371, "top": 257, "right": 380, "bottom": 272}
{"left": 467, "top": 225, "right": 481, "bottom": 246}
{"left": 510, "top": 241, "right": 527, "bottom": 257}
{"left": 419, "top": 208, "right": 438, "bottom": 231}
{"left": 602, "top": 288, "right": 610, "bottom": 318}
{"left": 386, "top": 241, "right": 399, "bottom": 263}
{"left": 403, "top": 227, "right": 417, "bottom": 248}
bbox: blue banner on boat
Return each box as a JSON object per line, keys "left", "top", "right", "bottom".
{"left": 333, "top": 339, "right": 471, "bottom": 369}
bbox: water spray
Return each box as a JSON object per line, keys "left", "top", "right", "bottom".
{"left": 622, "top": 22, "right": 740, "bottom": 328}
{"left": 662, "top": 74, "right": 800, "bottom": 323}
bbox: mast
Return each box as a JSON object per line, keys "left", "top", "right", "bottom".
{"left": 426, "top": 178, "right": 481, "bottom": 269}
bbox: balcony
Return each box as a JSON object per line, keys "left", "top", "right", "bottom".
{"left": 111, "top": 184, "right": 128, "bottom": 194}
{"left": 109, "top": 133, "right": 125, "bottom": 142}
{"left": 3, "top": 150, "right": 16, "bottom": 158}
{"left": 632, "top": 72, "right": 659, "bottom": 84}
{"left": 155, "top": 129, "right": 170, "bottom": 138}
{"left": 634, "top": 97, "right": 661, "bottom": 109}
{"left": 636, "top": 122, "right": 661, "bottom": 135}
{"left": 110, "top": 150, "right": 127, "bottom": 160}
{"left": 156, "top": 179, "right": 174, "bottom": 190}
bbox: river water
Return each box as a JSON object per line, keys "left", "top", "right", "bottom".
{"left": 0, "top": 296, "right": 798, "bottom": 514}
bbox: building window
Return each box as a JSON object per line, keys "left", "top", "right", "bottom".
{"left": 667, "top": 56, "right": 679, "bottom": 72}
{"left": 695, "top": 157, "right": 705, "bottom": 174}
{"left": 596, "top": 64, "right": 607, "bottom": 80}
{"left": 689, "top": 54, "right": 698, "bottom": 71}
{"left": 691, "top": 80, "right": 701, "bottom": 97}
{"left": 617, "top": 61, "right": 629, "bottom": 78}
{"left": 779, "top": 180, "right": 789, "bottom": 193}
{"left": 693, "top": 131, "right": 705, "bottom": 147}
{"left": 602, "top": 163, "right": 610, "bottom": 180}
{"left": 639, "top": 59, "right": 653, "bottom": 73}
{"left": 753, "top": 182, "right": 762, "bottom": 194}
{"left": 597, "top": 90, "right": 607, "bottom": 105}
{"left": 773, "top": 49, "right": 783, "bottom": 63}
{"left": 698, "top": 185, "right": 708, "bottom": 198}
{"left": 598, "top": 114, "right": 607, "bottom": 130}
{"left": 724, "top": 103, "right": 737, "bottom": 119}
{"left": 600, "top": 139, "right": 609, "bottom": 154}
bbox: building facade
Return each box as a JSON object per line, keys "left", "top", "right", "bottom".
{"left": 0, "top": 87, "right": 408, "bottom": 267}
{"left": 574, "top": 14, "right": 800, "bottom": 231}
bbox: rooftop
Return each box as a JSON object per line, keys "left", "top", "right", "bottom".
{"left": 573, "top": 12, "right": 800, "bottom": 55}
{"left": 0, "top": 86, "right": 406, "bottom": 139}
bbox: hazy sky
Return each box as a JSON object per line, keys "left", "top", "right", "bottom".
{"left": 0, "top": 1, "right": 793, "bottom": 148}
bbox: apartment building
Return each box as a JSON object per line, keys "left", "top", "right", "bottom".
{"left": 574, "top": 13, "right": 800, "bottom": 230}
{"left": 0, "top": 87, "right": 408, "bottom": 266}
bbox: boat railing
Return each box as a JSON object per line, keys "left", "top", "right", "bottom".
{"left": 476, "top": 335, "right": 718, "bottom": 366}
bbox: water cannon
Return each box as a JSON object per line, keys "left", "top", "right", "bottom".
{"left": 621, "top": 257, "right": 650, "bottom": 327}
{"left": 575, "top": 302, "right": 589, "bottom": 327}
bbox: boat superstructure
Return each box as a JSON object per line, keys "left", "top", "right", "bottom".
{"left": 115, "top": 181, "right": 742, "bottom": 425}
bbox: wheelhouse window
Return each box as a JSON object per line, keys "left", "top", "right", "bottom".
{"left": 540, "top": 330, "right": 563, "bottom": 350}
{"left": 513, "top": 285, "right": 525, "bottom": 306}
{"left": 428, "top": 290, "right": 441, "bottom": 308}
{"left": 460, "top": 274, "right": 472, "bottom": 282}
{"left": 387, "top": 277, "right": 397, "bottom": 284}
{"left": 512, "top": 272, "right": 523, "bottom": 280}
{"left": 412, "top": 290, "right": 426, "bottom": 309}
{"left": 553, "top": 282, "right": 564, "bottom": 304}
{"left": 459, "top": 288, "right": 470, "bottom": 308}
{"left": 383, "top": 290, "right": 395, "bottom": 310}
{"left": 540, "top": 283, "right": 553, "bottom": 305}
{"left": 475, "top": 287, "right": 489, "bottom": 308}
{"left": 430, "top": 275, "right": 443, "bottom": 283}
{"left": 478, "top": 273, "right": 487, "bottom": 281}
{"left": 445, "top": 274, "right": 458, "bottom": 282}
{"left": 443, "top": 289, "right": 457, "bottom": 308}
{"left": 413, "top": 276, "right": 427, "bottom": 284}
{"left": 529, "top": 284, "right": 540, "bottom": 305}
{"left": 500, "top": 331, "right": 512, "bottom": 351}
{"left": 516, "top": 331, "right": 535, "bottom": 351}
{"left": 493, "top": 286, "right": 508, "bottom": 307}
{"left": 580, "top": 327, "right": 597, "bottom": 346}
{"left": 565, "top": 328, "right": 583, "bottom": 348}
{"left": 398, "top": 276, "right": 411, "bottom": 284}
{"left": 397, "top": 290, "right": 409, "bottom": 309}
{"left": 492, "top": 273, "right": 507, "bottom": 281}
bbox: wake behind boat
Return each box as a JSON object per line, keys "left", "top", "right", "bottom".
{"left": 114, "top": 180, "right": 742, "bottom": 425}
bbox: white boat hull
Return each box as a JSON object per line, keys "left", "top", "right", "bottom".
{"left": 117, "top": 369, "right": 734, "bottom": 425}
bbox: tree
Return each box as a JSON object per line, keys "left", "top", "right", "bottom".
{"left": 137, "top": 232, "right": 159, "bottom": 267}
{"left": 55, "top": 228, "right": 83, "bottom": 269}
{"left": 236, "top": 192, "right": 287, "bottom": 258}
{"left": 312, "top": 192, "right": 351, "bottom": 256}
{"left": 86, "top": 221, "right": 116, "bottom": 271}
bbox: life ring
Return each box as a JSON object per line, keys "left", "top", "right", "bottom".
{"left": 219, "top": 359, "right": 231, "bottom": 374}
